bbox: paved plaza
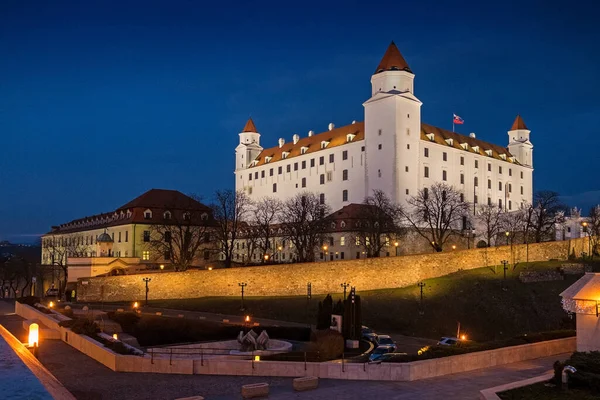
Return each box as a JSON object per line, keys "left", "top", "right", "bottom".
{"left": 0, "top": 300, "right": 566, "bottom": 399}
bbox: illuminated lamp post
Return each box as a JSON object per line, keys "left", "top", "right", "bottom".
{"left": 263, "top": 254, "right": 269, "bottom": 263}
{"left": 160, "top": 264, "right": 164, "bottom": 272}
{"left": 505, "top": 231, "right": 510, "bottom": 246}
{"left": 142, "top": 277, "right": 151, "bottom": 306}
{"left": 418, "top": 282, "right": 426, "bottom": 315}
{"left": 238, "top": 282, "right": 248, "bottom": 311}
{"left": 278, "top": 246, "right": 283, "bottom": 264}
{"left": 582, "top": 222, "right": 590, "bottom": 259}
{"left": 394, "top": 241, "right": 399, "bottom": 256}
{"left": 322, "top": 245, "right": 328, "bottom": 261}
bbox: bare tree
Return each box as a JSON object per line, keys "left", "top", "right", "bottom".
{"left": 280, "top": 192, "right": 330, "bottom": 263}
{"left": 587, "top": 205, "right": 600, "bottom": 257}
{"left": 476, "top": 204, "right": 504, "bottom": 247}
{"left": 211, "top": 190, "right": 250, "bottom": 268}
{"left": 249, "top": 197, "right": 283, "bottom": 262}
{"left": 42, "top": 235, "right": 89, "bottom": 296}
{"left": 529, "top": 191, "right": 566, "bottom": 243}
{"left": 351, "top": 190, "right": 405, "bottom": 257}
{"left": 501, "top": 208, "right": 526, "bottom": 244}
{"left": 147, "top": 194, "right": 214, "bottom": 271}
{"left": 403, "top": 183, "right": 471, "bottom": 252}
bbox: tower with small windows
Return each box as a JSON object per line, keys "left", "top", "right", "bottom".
{"left": 364, "top": 41, "right": 422, "bottom": 205}
{"left": 235, "top": 118, "right": 263, "bottom": 171}
{"left": 507, "top": 115, "right": 533, "bottom": 167}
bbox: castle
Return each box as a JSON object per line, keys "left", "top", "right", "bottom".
{"left": 234, "top": 42, "right": 533, "bottom": 215}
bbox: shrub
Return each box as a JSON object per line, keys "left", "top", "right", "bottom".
{"left": 69, "top": 318, "right": 99, "bottom": 336}
{"left": 17, "top": 296, "right": 40, "bottom": 306}
{"left": 310, "top": 329, "right": 344, "bottom": 361}
{"left": 59, "top": 308, "right": 74, "bottom": 318}
{"left": 107, "top": 312, "right": 140, "bottom": 332}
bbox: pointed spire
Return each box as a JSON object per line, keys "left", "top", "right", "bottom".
{"left": 242, "top": 117, "right": 258, "bottom": 133}
{"left": 510, "top": 115, "right": 528, "bottom": 130}
{"left": 375, "top": 41, "right": 412, "bottom": 74}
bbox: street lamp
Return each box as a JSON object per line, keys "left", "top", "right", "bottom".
{"left": 501, "top": 260, "right": 509, "bottom": 291}
{"left": 306, "top": 282, "right": 312, "bottom": 328}
{"left": 142, "top": 277, "right": 151, "bottom": 306}
{"left": 263, "top": 254, "right": 269, "bottom": 262}
{"left": 278, "top": 246, "right": 283, "bottom": 264}
{"left": 341, "top": 282, "right": 350, "bottom": 299}
{"left": 582, "top": 222, "right": 591, "bottom": 259}
{"left": 394, "top": 241, "right": 399, "bottom": 256}
{"left": 505, "top": 231, "right": 510, "bottom": 246}
{"left": 452, "top": 245, "right": 456, "bottom": 250}
{"left": 160, "top": 264, "right": 164, "bottom": 271}
{"left": 323, "top": 245, "right": 328, "bottom": 261}
{"left": 238, "top": 282, "right": 248, "bottom": 311}
{"left": 418, "top": 282, "right": 426, "bottom": 315}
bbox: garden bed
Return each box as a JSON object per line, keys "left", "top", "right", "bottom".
{"left": 108, "top": 312, "right": 311, "bottom": 347}
{"left": 58, "top": 318, "right": 139, "bottom": 355}
{"left": 383, "top": 330, "right": 575, "bottom": 363}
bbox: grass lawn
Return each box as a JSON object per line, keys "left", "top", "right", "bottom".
{"left": 499, "top": 382, "right": 598, "bottom": 399}
{"left": 147, "top": 259, "right": 599, "bottom": 342}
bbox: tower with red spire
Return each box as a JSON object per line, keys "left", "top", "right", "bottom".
{"left": 364, "top": 41, "right": 422, "bottom": 205}
{"left": 507, "top": 114, "right": 533, "bottom": 167}
{"left": 236, "top": 118, "right": 263, "bottom": 171}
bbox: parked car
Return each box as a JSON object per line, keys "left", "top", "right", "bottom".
{"left": 368, "top": 345, "right": 395, "bottom": 362}
{"left": 375, "top": 335, "right": 397, "bottom": 351}
{"left": 361, "top": 326, "right": 378, "bottom": 343}
{"left": 437, "top": 337, "right": 460, "bottom": 346}
{"left": 373, "top": 352, "right": 409, "bottom": 363}
{"left": 45, "top": 288, "right": 59, "bottom": 298}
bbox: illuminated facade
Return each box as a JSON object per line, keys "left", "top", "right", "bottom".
{"left": 235, "top": 42, "right": 534, "bottom": 215}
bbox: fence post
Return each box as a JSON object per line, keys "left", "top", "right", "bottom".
{"left": 151, "top": 348, "right": 154, "bottom": 364}
{"left": 251, "top": 350, "right": 254, "bottom": 370}
{"left": 170, "top": 348, "right": 173, "bottom": 366}
{"left": 201, "top": 349, "right": 204, "bottom": 367}
{"left": 342, "top": 352, "right": 345, "bottom": 372}
{"left": 304, "top": 351, "right": 307, "bottom": 371}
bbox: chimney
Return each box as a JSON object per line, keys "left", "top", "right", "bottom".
{"left": 278, "top": 138, "right": 285, "bottom": 148}
{"left": 308, "top": 130, "right": 314, "bottom": 137}
{"left": 292, "top": 134, "right": 300, "bottom": 144}
{"left": 328, "top": 122, "right": 335, "bottom": 131}
{"left": 469, "top": 133, "right": 476, "bottom": 138}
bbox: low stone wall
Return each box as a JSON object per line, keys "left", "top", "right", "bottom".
{"left": 77, "top": 238, "right": 588, "bottom": 302}
{"left": 519, "top": 270, "right": 563, "bottom": 283}
{"left": 15, "top": 302, "right": 63, "bottom": 332}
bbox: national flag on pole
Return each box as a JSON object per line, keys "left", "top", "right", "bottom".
{"left": 453, "top": 114, "right": 464, "bottom": 125}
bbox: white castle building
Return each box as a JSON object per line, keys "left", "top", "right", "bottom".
{"left": 234, "top": 42, "right": 533, "bottom": 214}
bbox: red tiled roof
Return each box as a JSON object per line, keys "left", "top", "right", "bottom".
{"left": 242, "top": 118, "right": 258, "bottom": 133}
{"left": 510, "top": 115, "right": 528, "bottom": 131}
{"left": 250, "top": 122, "right": 364, "bottom": 168}
{"left": 46, "top": 189, "right": 213, "bottom": 235}
{"left": 421, "top": 123, "right": 518, "bottom": 164}
{"left": 375, "top": 41, "right": 412, "bottom": 74}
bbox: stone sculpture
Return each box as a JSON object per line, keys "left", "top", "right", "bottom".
{"left": 237, "top": 329, "right": 269, "bottom": 351}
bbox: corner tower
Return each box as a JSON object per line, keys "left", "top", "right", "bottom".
{"left": 235, "top": 118, "right": 263, "bottom": 171}
{"left": 507, "top": 115, "right": 533, "bottom": 167}
{"left": 364, "top": 42, "right": 422, "bottom": 205}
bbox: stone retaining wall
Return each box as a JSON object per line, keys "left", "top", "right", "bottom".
{"left": 77, "top": 238, "right": 588, "bottom": 302}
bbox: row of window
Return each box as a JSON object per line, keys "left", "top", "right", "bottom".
{"left": 270, "top": 170, "right": 350, "bottom": 193}
{"left": 250, "top": 150, "right": 353, "bottom": 180}
{"left": 422, "top": 167, "right": 524, "bottom": 195}
{"left": 423, "top": 148, "right": 524, "bottom": 178}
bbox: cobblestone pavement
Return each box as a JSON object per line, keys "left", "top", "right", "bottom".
{"left": 0, "top": 301, "right": 568, "bottom": 400}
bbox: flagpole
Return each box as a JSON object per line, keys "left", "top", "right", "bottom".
{"left": 453, "top": 121, "right": 455, "bottom": 133}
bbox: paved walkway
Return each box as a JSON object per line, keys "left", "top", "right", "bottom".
{"left": 0, "top": 300, "right": 568, "bottom": 399}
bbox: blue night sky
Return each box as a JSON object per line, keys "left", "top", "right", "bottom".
{"left": 1, "top": 0, "right": 599, "bottom": 243}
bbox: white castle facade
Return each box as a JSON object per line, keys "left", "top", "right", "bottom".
{"left": 234, "top": 42, "right": 534, "bottom": 215}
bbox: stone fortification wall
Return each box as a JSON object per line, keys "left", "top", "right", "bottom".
{"left": 77, "top": 238, "right": 588, "bottom": 302}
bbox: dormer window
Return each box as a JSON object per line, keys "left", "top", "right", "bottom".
{"left": 183, "top": 212, "right": 191, "bottom": 221}
{"left": 340, "top": 221, "right": 346, "bottom": 229}
{"left": 265, "top": 156, "right": 272, "bottom": 163}
{"left": 445, "top": 138, "right": 454, "bottom": 146}
{"left": 426, "top": 133, "right": 435, "bottom": 141}
{"left": 163, "top": 211, "right": 172, "bottom": 220}
{"left": 282, "top": 151, "right": 290, "bottom": 159}
{"left": 201, "top": 212, "right": 208, "bottom": 221}
{"left": 301, "top": 146, "right": 309, "bottom": 154}
{"left": 126, "top": 210, "right": 132, "bottom": 218}
{"left": 346, "top": 134, "right": 356, "bottom": 142}
{"left": 509, "top": 156, "right": 516, "bottom": 163}
{"left": 460, "top": 142, "right": 469, "bottom": 150}
{"left": 331, "top": 222, "right": 336, "bottom": 229}
{"left": 321, "top": 140, "right": 330, "bottom": 149}
{"left": 144, "top": 209, "right": 152, "bottom": 219}
{"left": 251, "top": 160, "right": 259, "bottom": 166}
{"left": 472, "top": 146, "right": 480, "bottom": 153}
{"left": 485, "top": 149, "right": 493, "bottom": 157}
{"left": 499, "top": 153, "right": 507, "bottom": 160}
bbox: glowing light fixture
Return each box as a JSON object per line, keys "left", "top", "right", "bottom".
{"left": 452, "top": 245, "right": 456, "bottom": 250}
{"left": 133, "top": 301, "right": 139, "bottom": 309}
{"left": 28, "top": 323, "right": 39, "bottom": 347}
{"left": 245, "top": 315, "right": 251, "bottom": 323}
{"left": 460, "top": 334, "right": 467, "bottom": 340}
{"left": 49, "top": 301, "right": 54, "bottom": 308}
{"left": 160, "top": 264, "right": 164, "bottom": 270}
{"left": 254, "top": 355, "right": 260, "bottom": 361}
{"left": 113, "top": 333, "right": 118, "bottom": 340}
{"left": 208, "top": 266, "right": 213, "bottom": 271}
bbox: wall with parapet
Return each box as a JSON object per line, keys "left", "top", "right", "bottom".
{"left": 77, "top": 238, "right": 588, "bottom": 302}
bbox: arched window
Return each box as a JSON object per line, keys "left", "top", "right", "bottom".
{"left": 163, "top": 211, "right": 172, "bottom": 220}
